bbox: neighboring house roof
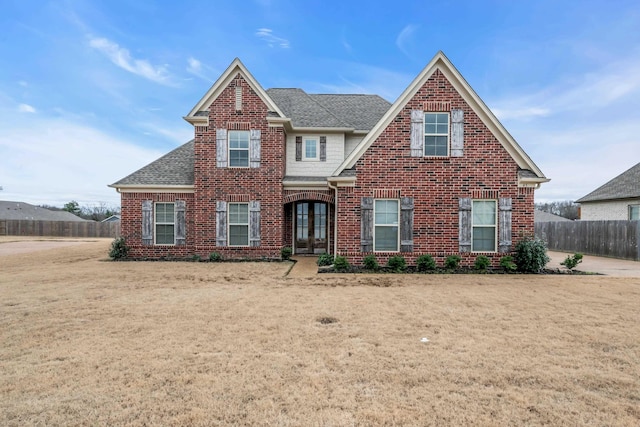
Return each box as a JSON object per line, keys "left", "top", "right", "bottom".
{"left": 534, "top": 210, "right": 572, "bottom": 222}
{"left": 334, "top": 51, "right": 548, "bottom": 187}
{"left": 0, "top": 200, "right": 90, "bottom": 221}
{"left": 101, "top": 215, "right": 121, "bottom": 223}
{"left": 111, "top": 140, "right": 195, "bottom": 187}
{"left": 576, "top": 162, "right": 640, "bottom": 203}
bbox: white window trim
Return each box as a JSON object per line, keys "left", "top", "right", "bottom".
{"left": 228, "top": 130, "right": 250, "bottom": 168}
{"left": 154, "top": 202, "right": 175, "bottom": 246}
{"left": 471, "top": 199, "right": 497, "bottom": 253}
{"left": 302, "top": 136, "right": 319, "bottom": 161}
{"left": 424, "top": 112, "right": 450, "bottom": 157}
{"left": 373, "top": 199, "right": 400, "bottom": 253}
{"left": 228, "top": 202, "right": 249, "bottom": 247}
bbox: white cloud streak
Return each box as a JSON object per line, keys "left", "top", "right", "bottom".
{"left": 17, "top": 103, "right": 36, "bottom": 113}
{"left": 88, "top": 36, "right": 173, "bottom": 85}
{"left": 255, "top": 28, "right": 290, "bottom": 48}
{"left": 396, "top": 24, "right": 418, "bottom": 58}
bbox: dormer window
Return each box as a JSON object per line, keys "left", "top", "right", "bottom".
{"left": 424, "top": 113, "right": 449, "bottom": 156}
{"left": 229, "top": 130, "right": 250, "bottom": 167}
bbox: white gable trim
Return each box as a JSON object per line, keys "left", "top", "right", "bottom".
{"left": 333, "top": 51, "right": 548, "bottom": 182}
{"left": 184, "top": 58, "right": 285, "bottom": 124}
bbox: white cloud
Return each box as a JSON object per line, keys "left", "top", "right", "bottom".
{"left": 255, "top": 28, "right": 290, "bottom": 48}
{"left": 0, "top": 114, "right": 166, "bottom": 206}
{"left": 396, "top": 24, "right": 418, "bottom": 58}
{"left": 88, "top": 36, "right": 173, "bottom": 85}
{"left": 186, "top": 56, "right": 215, "bottom": 82}
{"left": 17, "top": 103, "right": 36, "bottom": 113}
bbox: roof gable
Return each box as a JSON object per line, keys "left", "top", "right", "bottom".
{"left": 185, "top": 58, "right": 285, "bottom": 123}
{"left": 333, "top": 51, "right": 548, "bottom": 184}
{"left": 576, "top": 162, "right": 640, "bottom": 203}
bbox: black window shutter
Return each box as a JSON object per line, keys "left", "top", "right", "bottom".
{"left": 295, "top": 136, "right": 302, "bottom": 161}
{"left": 320, "top": 136, "right": 327, "bottom": 161}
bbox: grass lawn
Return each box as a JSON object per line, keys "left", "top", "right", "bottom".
{"left": 1, "top": 239, "right": 639, "bottom": 426}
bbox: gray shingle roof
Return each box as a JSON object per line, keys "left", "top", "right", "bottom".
{"left": 111, "top": 140, "right": 195, "bottom": 186}
{"left": 0, "top": 201, "right": 90, "bottom": 221}
{"left": 534, "top": 210, "right": 572, "bottom": 222}
{"left": 309, "top": 94, "right": 391, "bottom": 131}
{"left": 266, "top": 88, "right": 348, "bottom": 128}
{"left": 576, "top": 162, "right": 640, "bottom": 203}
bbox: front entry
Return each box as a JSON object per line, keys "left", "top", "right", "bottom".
{"left": 295, "top": 202, "right": 327, "bottom": 254}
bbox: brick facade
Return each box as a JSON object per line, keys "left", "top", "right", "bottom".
{"left": 336, "top": 70, "right": 535, "bottom": 267}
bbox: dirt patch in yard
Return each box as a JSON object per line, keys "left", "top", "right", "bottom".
{"left": 1, "top": 240, "right": 639, "bottom": 426}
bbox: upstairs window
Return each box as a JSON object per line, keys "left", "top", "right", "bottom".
{"left": 424, "top": 113, "right": 449, "bottom": 156}
{"left": 303, "top": 137, "right": 319, "bottom": 161}
{"left": 229, "top": 130, "right": 250, "bottom": 167}
{"left": 155, "top": 203, "right": 175, "bottom": 245}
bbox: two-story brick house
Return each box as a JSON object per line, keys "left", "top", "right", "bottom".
{"left": 110, "top": 51, "right": 548, "bottom": 266}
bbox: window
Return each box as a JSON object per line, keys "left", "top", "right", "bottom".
{"left": 424, "top": 113, "right": 449, "bottom": 156}
{"left": 630, "top": 205, "right": 640, "bottom": 220}
{"left": 472, "top": 200, "right": 496, "bottom": 252}
{"left": 303, "top": 137, "right": 319, "bottom": 161}
{"left": 229, "top": 130, "right": 250, "bottom": 167}
{"left": 229, "top": 203, "right": 249, "bottom": 246}
{"left": 155, "top": 203, "right": 175, "bottom": 245}
{"left": 374, "top": 199, "right": 399, "bottom": 252}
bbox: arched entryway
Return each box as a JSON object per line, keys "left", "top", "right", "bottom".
{"left": 284, "top": 191, "right": 335, "bottom": 255}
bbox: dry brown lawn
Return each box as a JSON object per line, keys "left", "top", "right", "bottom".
{"left": 1, "top": 239, "right": 639, "bottom": 426}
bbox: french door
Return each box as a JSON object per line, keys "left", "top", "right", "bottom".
{"left": 295, "top": 202, "right": 327, "bottom": 254}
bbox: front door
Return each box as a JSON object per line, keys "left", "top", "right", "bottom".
{"left": 295, "top": 202, "right": 327, "bottom": 254}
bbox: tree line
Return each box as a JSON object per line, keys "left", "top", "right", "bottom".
{"left": 39, "top": 201, "right": 120, "bottom": 222}
{"left": 535, "top": 200, "right": 579, "bottom": 220}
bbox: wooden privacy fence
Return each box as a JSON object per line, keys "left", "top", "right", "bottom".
{"left": 0, "top": 220, "right": 120, "bottom": 238}
{"left": 535, "top": 220, "right": 640, "bottom": 261}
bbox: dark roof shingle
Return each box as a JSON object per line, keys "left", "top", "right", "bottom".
{"left": 576, "top": 162, "right": 640, "bottom": 203}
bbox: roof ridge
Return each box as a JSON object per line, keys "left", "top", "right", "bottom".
{"left": 297, "top": 89, "right": 351, "bottom": 128}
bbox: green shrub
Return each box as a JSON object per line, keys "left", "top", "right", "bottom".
{"left": 387, "top": 255, "right": 407, "bottom": 272}
{"left": 474, "top": 255, "right": 491, "bottom": 271}
{"left": 444, "top": 255, "right": 461, "bottom": 270}
{"left": 280, "top": 247, "right": 293, "bottom": 260}
{"left": 416, "top": 254, "right": 437, "bottom": 272}
{"left": 191, "top": 254, "right": 201, "bottom": 262}
{"left": 108, "top": 236, "right": 129, "bottom": 260}
{"left": 499, "top": 255, "right": 517, "bottom": 272}
{"left": 514, "top": 236, "right": 550, "bottom": 273}
{"left": 333, "top": 255, "right": 350, "bottom": 272}
{"left": 209, "top": 252, "right": 222, "bottom": 262}
{"left": 363, "top": 254, "right": 379, "bottom": 270}
{"left": 317, "top": 253, "right": 334, "bottom": 266}
{"left": 560, "top": 252, "right": 583, "bottom": 270}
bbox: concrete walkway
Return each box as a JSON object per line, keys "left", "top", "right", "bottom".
{"left": 287, "top": 256, "right": 319, "bottom": 277}
{"left": 548, "top": 251, "right": 640, "bottom": 277}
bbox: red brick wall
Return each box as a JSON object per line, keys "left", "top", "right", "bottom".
{"left": 120, "top": 192, "right": 195, "bottom": 258}
{"left": 336, "top": 69, "right": 535, "bottom": 267}
{"left": 192, "top": 74, "right": 286, "bottom": 259}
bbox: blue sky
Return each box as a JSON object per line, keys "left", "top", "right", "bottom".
{"left": 1, "top": 0, "right": 640, "bottom": 208}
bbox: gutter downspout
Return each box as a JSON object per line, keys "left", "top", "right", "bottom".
{"left": 327, "top": 179, "right": 338, "bottom": 256}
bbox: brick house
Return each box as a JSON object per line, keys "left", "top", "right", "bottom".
{"left": 576, "top": 162, "right": 640, "bottom": 220}
{"left": 110, "top": 51, "right": 548, "bottom": 266}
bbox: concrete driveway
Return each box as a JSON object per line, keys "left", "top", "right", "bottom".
{"left": 548, "top": 251, "right": 640, "bottom": 277}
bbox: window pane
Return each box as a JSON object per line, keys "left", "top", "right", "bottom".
{"left": 229, "top": 225, "right": 248, "bottom": 246}
{"left": 374, "top": 200, "right": 398, "bottom": 225}
{"left": 229, "top": 150, "right": 249, "bottom": 167}
{"left": 304, "top": 139, "right": 317, "bottom": 159}
{"left": 314, "top": 203, "right": 326, "bottom": 239}
{"left": 436, "top": 113, "right": 448, "bottom": 124}
{"left": 473, "top": 227, "right": 495, "bottom": 251}
{"left": 630, "top": 206, "right": 640, "bottom": 220}
{"left": 229, "top": 204, "right": 248, "bottom": 224}
{"left": 229, "top": 131, "right": 249, "bottom": 149}
{"left": 425, "top": 123, "right": 436, "bottom": 133}
{"left": 155, "top": 203, "right": 174, "bottom": 223}
{"left": 473, "top": 201, "right": 496, "bottom": 225}
{"left": 436, "top": 123, "right": 448, "bottom": 133}
{"left": 375, "top": 226, "right": 398, "bottom": 251}
{"left": 156, "top": 224, "right": 175, "bottom": 245}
